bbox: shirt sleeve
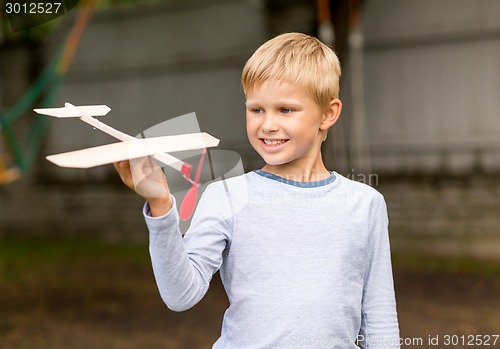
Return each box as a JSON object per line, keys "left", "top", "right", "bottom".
{"left": 144, "top": 183, "right": 232, "bottom": 312}
{"left": 359, "top": 196, "right": 401, "bottom": 348}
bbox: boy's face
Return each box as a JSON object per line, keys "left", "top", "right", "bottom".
{"left": 245, "top": 79, "right": 340, "bottom": 175}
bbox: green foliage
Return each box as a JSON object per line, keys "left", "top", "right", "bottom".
{"left": 392, "top": 253, "right": 500, "bottom": 277}
{"left": 99, "top": 0, "right": 170, "bottom": 7}
{"left": 0, "top": 5, "right": 59, "bottom": 47}
{"left": 0, "top": 0, "right": 171, "bottom": 47}
{"left": 0, "top": 236, "right": 150, "bottom": 283}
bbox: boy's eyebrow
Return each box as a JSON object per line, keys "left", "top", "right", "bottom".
{"left": 244, "top": 100, "right": 261, "bottom": 107}
{"left": 245, "top": 98, "right": 303, "bottom": 106}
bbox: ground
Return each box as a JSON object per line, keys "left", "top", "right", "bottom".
{"left": 0, "top": 237, "right": 499, "bottom": 349}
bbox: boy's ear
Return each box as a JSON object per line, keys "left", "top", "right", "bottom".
{"left": 320, "top": 98, "right": 342, "bottom": 131}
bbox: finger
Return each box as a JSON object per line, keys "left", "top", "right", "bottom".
{"left": 113, "top": 160, "right": 127, "bottom": 172}
{"left": 113, "top": 160, "right": 135, "bottom": 190}
{"left": 130, "top": 157, "right": 169, "bottom": 198}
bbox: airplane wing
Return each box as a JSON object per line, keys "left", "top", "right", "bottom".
{"left": 46, "top": 132, "right": 219, "bottom": 168}
{"left": 36, "top": 103, "right": 194, "bottom": 177}
{"left": 34, "top": 105, "right": 111, "bottom": 118}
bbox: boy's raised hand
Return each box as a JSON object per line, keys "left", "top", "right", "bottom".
{"left": 113, "top": 157, "right": 173, "bottom": 217}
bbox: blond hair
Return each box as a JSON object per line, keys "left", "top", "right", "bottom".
{"left": 241, "top": 32, "right": 341, "bottom": 108}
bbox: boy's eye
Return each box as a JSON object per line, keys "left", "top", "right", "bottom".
{"left": 280, "top": 108, "right": 294, "bottom": 114}
{"left": 251, "top": 108, "right": 264, "bottom": 114}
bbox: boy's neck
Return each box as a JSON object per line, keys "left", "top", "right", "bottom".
{"left": 261, "top": 162, "right": 331, "bottom": 183}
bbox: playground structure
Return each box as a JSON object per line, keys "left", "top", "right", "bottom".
{"left": 0, "top": 0, "right": 96, "bottom": 185}
{"left": 0, "top": 148, "right": 21, "bottom": 184}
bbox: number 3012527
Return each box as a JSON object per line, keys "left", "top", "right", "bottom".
{"left": 5, "top": 2, "right": 62, "bottom": 14}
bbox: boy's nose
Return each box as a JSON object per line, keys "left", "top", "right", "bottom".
{"left": 261, "top": 114, "right": 279, "bottom": 133}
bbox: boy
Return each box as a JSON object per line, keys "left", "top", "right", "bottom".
{"left": 114, "top": 32, "right": 400, "bottom": 348}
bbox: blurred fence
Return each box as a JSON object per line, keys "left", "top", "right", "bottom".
{"left": 1, "top": 0, "right": 500, "bottom": 258}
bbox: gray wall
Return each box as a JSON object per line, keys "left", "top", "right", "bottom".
{"left": 2, "top": 0, "right": 500, "bottom": 258}
{"left": 42, "top": 0, "right": 500, "bottom": 179}
{"left": 362, "top": 0, "right": 500, "bottom": 174}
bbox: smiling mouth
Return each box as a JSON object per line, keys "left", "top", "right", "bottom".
{"left": 261, "top": 139, "right": 289, "bottom": 146}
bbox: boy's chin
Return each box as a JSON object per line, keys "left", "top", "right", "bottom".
{"left": 260, "top": 157, "right": 290, "bottom": 167}
{"left": 263, "top": 160, "right": 287, "bottom": 167}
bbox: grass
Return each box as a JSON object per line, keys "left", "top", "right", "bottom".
{"left": 0, "top": 236, "right": 151, "bottom": 283}
{"left": 2, "top": 235, "right": 500, "bottom": 282}
{"left": 392, "top": 252, "right": 500, "bottom": 277}
{"left": 0, "top": 236, "right": 499, "bottom": 349}
{"left": 0, "top": 235, "right": 226, "bottom": 349}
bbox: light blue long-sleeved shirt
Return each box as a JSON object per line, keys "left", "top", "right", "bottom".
{"left": 144, "top": 170, "right": 400, "bottom": 348}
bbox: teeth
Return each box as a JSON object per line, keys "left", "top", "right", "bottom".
{"left": 263, "top": 139, "right": 286, "bottom": 145}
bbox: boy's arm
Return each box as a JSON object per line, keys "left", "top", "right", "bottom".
{"left": 146, "top": 184, "right": 230, "bottom": 312}
{"left": 359, "top": 197, "right": 400, "bottom": 348}
{"left": 114, "top": 159, "right": 229, "bottom": 311}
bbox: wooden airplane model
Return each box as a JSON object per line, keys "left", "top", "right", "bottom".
{"left": 34, "top": 103, "right": 220, "bottom": 220}
{"left": 34, "top": 103, "right": 219, "bottom": 183}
